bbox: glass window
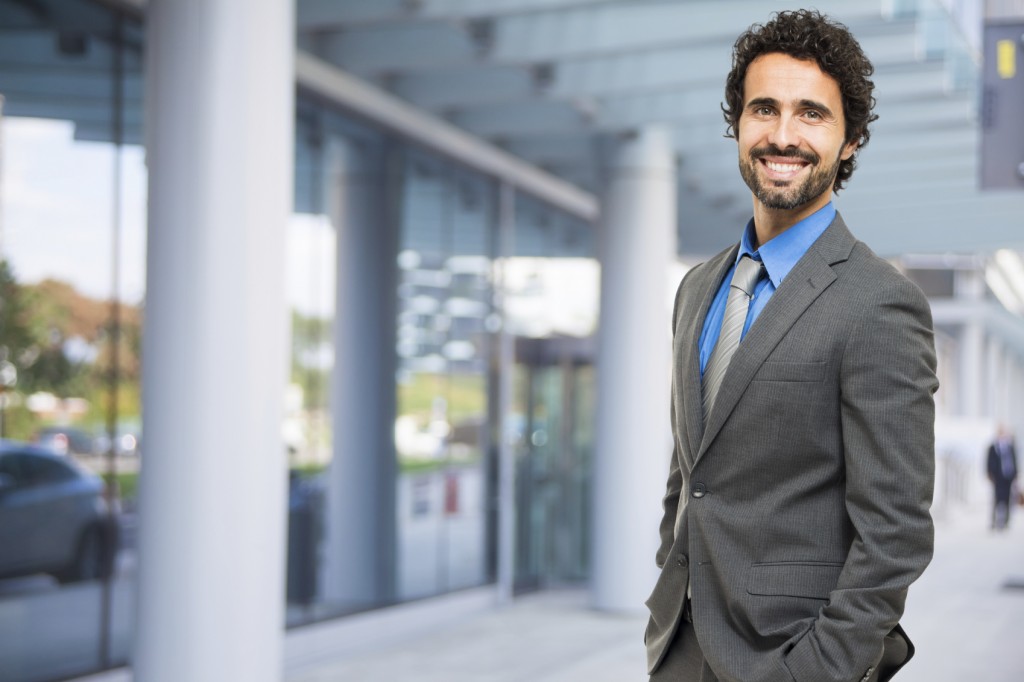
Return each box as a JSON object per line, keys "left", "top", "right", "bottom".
{"left": 504, "top": 195, "right": 598, "bottom": 591}
{"left": 0, "top": 1, "right": 143, "bottom": 680}
{"left": 395, "top": 149, "right": 495, "bottom": 600}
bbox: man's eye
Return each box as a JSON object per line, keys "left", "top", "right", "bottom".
{"left": 756, "top": 106, "right": 773, "bottom": 116}
{"left": 805, "top": 110, "right": 822, "bottom": 120}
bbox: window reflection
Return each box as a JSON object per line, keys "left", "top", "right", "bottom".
{"left": 0, "top": 1, "right": 144, "bottom": 680}
{"left": 506, "top": 196, "right": 598, "bottom": 593}
{"left": 396, "top": 152, "right": 493, "bottom": 599}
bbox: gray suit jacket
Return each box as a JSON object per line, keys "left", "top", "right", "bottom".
{"left": 645, "top": 214, "right": 938, "bottom": 682}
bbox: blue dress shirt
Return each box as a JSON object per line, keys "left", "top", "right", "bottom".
{"left": 698, "top": 202, "right": 836, "bottom": 375}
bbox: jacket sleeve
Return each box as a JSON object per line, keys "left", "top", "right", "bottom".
{"left": 656, "top": 273, "right": 691, "bottom": 569}
{"left": 656, "top": 405, "right": 684, "bottom": 570}
{"left": 783, "top": 277, "right": 939, "bottom": 682}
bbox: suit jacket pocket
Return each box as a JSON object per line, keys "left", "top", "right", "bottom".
{"left": 747, "top": 561, "right": 844, "bottom": 599}
{"left": 752, "top": 361, "right": 825, "bottom": 383}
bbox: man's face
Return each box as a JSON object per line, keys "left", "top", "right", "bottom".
{"left": 736, "top": 52, "right": 858, "bottom": 212}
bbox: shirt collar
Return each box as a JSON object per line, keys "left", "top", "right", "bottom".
{"left": 737, "top": 202, "right": 836, "bottom": 288}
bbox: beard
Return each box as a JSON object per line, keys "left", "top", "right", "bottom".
{"left": 739, "top": 145, "right": 842, "bottom": 211}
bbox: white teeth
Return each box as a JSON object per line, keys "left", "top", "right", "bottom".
{"left": 765, "top": 160, "right": 804, "bottom": 172}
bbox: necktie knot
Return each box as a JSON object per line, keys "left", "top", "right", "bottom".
{"left": 731, "top": 256, "right": 763, "bottom": 297}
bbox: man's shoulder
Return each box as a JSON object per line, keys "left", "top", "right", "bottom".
{"left": 826, "top": 239, "right": 933, "bottom": 337}
{"left": 850, "top": 241, "right": 922, "bottom": 290}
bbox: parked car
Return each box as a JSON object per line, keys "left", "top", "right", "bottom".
{"left": 34, "top": 426, "right": 98, "bottom": 456}
{"left": 93, "top": 429, "right": 141, "bottom": 457}
{"left": 0, "top": 441, "right": 118, "bottom": 583}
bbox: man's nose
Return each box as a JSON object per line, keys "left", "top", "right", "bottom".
{"left": 767, "top": 115, "right": 800, "bottom": 150}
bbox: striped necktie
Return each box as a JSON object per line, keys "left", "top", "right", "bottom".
{"left": 702, "top": 255, "right": 764, "bottom": 420}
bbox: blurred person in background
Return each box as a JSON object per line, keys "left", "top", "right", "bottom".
{"left": 986, "top": 425, "right": 1018, "bottom": 531}
{"left": 645, "top": 10, "right": 938, "bottom": 682}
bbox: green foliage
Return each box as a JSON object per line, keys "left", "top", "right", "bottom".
{"left": 0, "top": 260, "right": 38, "bottom": 384}
{"left": 398, "top": 372, "right": 487, "bottom": 421}
{"left": 290, "top": 462, "right": 327, "bottom": 480}
{"left": 102, "top": 471, "right": 139, "bottom": 502}
{"left": 0, "top": 260, "right": 142, "bottom": 435}
{"left": 0, "top": 402, "right": 36, "bottom": 441}
{"left": 290, "top": 310, "right": 332, "bottom": 409}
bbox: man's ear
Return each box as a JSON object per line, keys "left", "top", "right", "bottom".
{"left": 841, "top": 137, "right": 859, "bottom": 161}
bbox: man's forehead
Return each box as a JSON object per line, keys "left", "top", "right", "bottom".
{"left": 742, "top": 53, "right": 842, "bottom": 100}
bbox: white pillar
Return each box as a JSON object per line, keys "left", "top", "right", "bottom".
{"left": 959, "top": 324, "right": 985, "bottom": 418}
{"left": 985, "top": 335, "right": 1001, "bottom": 420}
{"left": 956, "top": 270, "right": 986, "bottom": 419}
{"left": 1013, "top": 356, "right": 1024, "bottom": 438}
{"left": 322, "top": 136, "right": 398, "bottom": 607}
{"left": 592, "top": 127, "right": 676, "bottom": 611}
{"left": 136, "top": 2, "right": 293, "bottom": 681}
{"left": 495, "top": 182, "right": 517, "bottom": 604}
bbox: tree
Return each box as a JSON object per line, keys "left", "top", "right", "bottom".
{"left": 0, "top": 259, "right": 39, "bottom": 386}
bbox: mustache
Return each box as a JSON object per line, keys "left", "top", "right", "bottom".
{"left": 750, "top": 145, "right": 819, "bottom": 165}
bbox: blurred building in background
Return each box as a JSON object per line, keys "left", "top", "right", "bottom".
{"left": 0, "top": 1, "right": 1022, "bottom": 681}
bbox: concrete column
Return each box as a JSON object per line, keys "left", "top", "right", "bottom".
{"left": 322, "top": 136, "right": 398, "bottom": 607}
{"left": 985, "top": 335, "right": 1002, "bottom": 420}
{"left": 592, "top": 127, "right": 676, "bottom": 611}
{"left": 1006, "top": 353, "right": 1023, "bottom": 436}
{"left": 136, "top": 2, "right": 293, "bottom": 681}
{"left": 495, "top": 182, "right": 517, "bottom": 604}
{"left": 955, "top": 270, "right": 986, "bottom": 419}
{"left": 959, "top": 324, "right": 985, "bottom": 418}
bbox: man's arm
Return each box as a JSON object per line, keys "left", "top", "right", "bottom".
{"left": 656, "top": 274, "right": 692, "bottom": 569}
{"left": 784, "top": 276, "right": 938, "bottom": 682}
{"left": 656, "top": 410, "right": 683, "bottom": 570}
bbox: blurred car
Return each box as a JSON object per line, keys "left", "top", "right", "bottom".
{"left": 34, "top": 426, "right": 98, "bottom": 456}
{"left": 0, "top": 441, "right": 118, "bottom": 583}
{"left": 93, "top": 429, "right": 141, "bottom": 457}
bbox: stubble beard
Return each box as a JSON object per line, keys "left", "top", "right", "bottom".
{"left": 739, "top": 145, "right": 842, "bottom": 211}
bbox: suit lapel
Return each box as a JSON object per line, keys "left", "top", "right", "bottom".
{"left": 679, "top": 246, "right": 736, "bottom": 466}
{"left": 694, "top": 215, "right": 857, "bottom": 465}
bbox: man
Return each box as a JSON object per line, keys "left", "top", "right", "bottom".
{"left": 645, "top": 10, "right": 938, "bottom": 682}
{"left": 986, "top": 426, "right": 1018, "bottom": 530}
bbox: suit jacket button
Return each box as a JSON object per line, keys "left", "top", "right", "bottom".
{"left": 676, "top": 554, "right": 688, "bottom": 567}
{"left": 691, "top": 482, "right": 707, "bottom": 498}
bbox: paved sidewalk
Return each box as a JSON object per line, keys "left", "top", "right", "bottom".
{"left": 895, "top": 499, "right": 1024, "bottom": 682}
{"left": 289, "top": 590, "right": 645, "bottom": 682}
{"left": 75, "top": 497, "right": 1024, "bottom": 682}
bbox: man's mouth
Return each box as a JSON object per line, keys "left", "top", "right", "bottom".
{"left": 758, "top": 157, "right": 810, "bottom": 179}
{"left": 763, "top": 159, "right": 806, "bottom": 173}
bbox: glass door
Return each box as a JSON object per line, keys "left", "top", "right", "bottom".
{"left": 512, "top": 343, "right": 593, "bottom": 592}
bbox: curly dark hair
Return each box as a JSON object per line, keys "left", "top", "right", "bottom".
{"left": 722, "top": 10, "right": 878, "bottom": 192}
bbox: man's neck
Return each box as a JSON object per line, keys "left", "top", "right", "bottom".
{"left": 751, "top": 194, "right": 832, "bottom": 247}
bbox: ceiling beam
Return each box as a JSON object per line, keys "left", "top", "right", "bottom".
{"left": 384, "top": 34, "right": 948, "bottom": 115}
{"left": 308, "top": 0, "right": 900, "bottom": 76}
{"left": 296, "top": 0, "right": 622, "bottom": 31}
{"left": 489, "top": 0, "right": 891, "bottom": 63}
{"left": 295, "top": 51, "right": 597, "bottom": 220}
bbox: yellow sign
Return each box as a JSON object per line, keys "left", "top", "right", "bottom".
{"left": 997, "top": 39, "right": 1017, "bottom": 79}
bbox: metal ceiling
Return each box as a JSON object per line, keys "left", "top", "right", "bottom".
{"left": 297, "top": 0, "right": 1024, "bottom": 258}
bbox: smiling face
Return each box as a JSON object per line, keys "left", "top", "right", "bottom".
{"left": 737, "top": 52, "right": 859, "bottom": 239}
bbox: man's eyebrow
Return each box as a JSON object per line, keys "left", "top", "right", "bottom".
{"left": 799, "top": 99, "right": 835, "bottom": 117}
{"left": 745, "top": 97, "right": 837, "bottom": 118}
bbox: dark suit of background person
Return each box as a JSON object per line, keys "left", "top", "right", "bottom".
{"left": 986, "top": 429, "right": 1018, "bottom": 530}
{"left": 644, "top": 11, "right": 938, "bottom": 682}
